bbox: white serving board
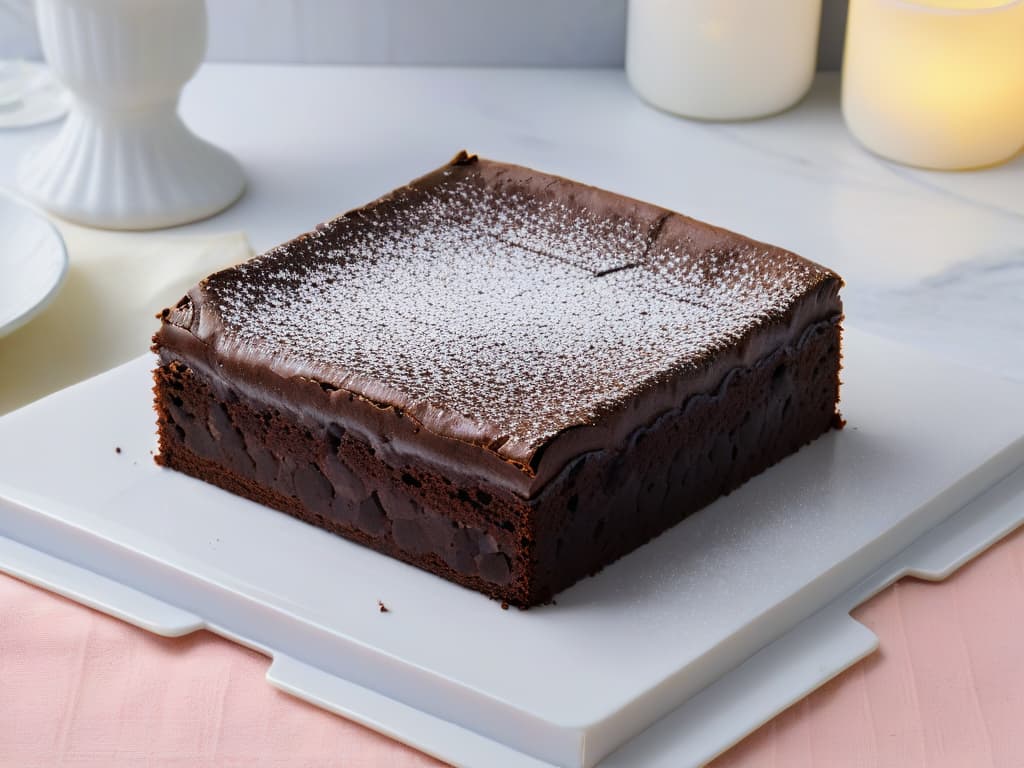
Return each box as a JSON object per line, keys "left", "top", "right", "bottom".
{"left": 0, "top": 328, "right": 1022, "bottom": 768}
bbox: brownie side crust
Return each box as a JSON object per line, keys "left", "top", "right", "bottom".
{"left": 528, "top": 318, "right": 842, "bottom": 601}
{"left": 154, "top": 316, "right": 841, "bottom": 606}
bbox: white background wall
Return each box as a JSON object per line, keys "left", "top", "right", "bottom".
{"left": 1, "top": 0, "right": 849, "bottom": 68}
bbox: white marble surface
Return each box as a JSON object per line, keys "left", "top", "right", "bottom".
{"left": 1, "top": 65, "right": 1021, "bottom": 381}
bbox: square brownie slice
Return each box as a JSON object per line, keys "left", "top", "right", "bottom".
{"left": 153, "top": 152, "right": 843, "bottom": 607}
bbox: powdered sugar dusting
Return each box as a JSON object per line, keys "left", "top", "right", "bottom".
{"left": 200, "top": 168, "right": 832, "bottom": 457}
{"left": 430, "top": 179, "right": 651, "bottom": 275}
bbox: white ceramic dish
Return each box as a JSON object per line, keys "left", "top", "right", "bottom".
{"left": 0, "top": 329, "right": 1022, "bottom": 767}
{"left": 0, "top": 191, "right": 67, "bottom": 337}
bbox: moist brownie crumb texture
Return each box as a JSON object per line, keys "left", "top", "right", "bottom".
{"left": 154, "top": 153, "right": 843, "bottom": 607}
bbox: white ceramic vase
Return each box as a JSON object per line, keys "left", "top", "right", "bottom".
{"left": 626, "top": 0, "right": 823, "bottom": 120}
{"left": 17, "top": 0, "right": 244, "bottom": 230}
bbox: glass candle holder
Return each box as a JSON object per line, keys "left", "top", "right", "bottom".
{"left": 842, "top": 0, "right": 1024, "bottom": 170}
{"left": 626, "top": 0, "right": 823, "bottom": 120}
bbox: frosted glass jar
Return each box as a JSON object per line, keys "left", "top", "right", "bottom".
{"left": 626, "top": 0, "right": 823, "bottom": 120}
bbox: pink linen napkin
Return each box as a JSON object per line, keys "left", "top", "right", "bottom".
{"left": 3, "top": 523, "right": 1023, "bottom": 767}
{"left": 0, "top": 573, "right": 442, "bottom": 767}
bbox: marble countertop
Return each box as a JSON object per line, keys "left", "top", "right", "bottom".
{"left": 3, "top": 65, "right": 1020, "bottom": 381}
{"left": 1, "top": 65, "right": 1022, "bottom": 767}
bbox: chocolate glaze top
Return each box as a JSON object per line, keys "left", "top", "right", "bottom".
{"left": 157, "top": 152, "right": 843, "bottom": 498}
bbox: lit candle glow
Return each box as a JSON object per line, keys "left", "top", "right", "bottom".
{"left": 842, "top": 0, "right": 1024, "bottom": 169}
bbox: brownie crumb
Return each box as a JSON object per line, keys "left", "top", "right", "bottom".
{"left": 115, "top": 446, "right": 121, "bottom": 454}
{"left": 500, "top": 601, "right": 509, "bottom": 610}
{"left": 377, "top": 600, "right": 389, "bottom": 613}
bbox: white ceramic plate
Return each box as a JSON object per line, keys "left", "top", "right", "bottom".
{"left": 0, "top": 331, "right": 1023, "bottom": 767}
{"left": 0, "top": 61, "right": 70, "bottom": 128}
{"left": 0, "top": 191, "right": 67, "bottom": 337}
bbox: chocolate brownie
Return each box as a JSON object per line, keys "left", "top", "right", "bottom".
{"left": 153, "top": 151, "right": 843, "bottom": 607}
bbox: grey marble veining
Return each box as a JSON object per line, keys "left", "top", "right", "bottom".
{"left": 852, "top": 250, "right": 1024, "bottom": 382}
{"left": 0, "top": 66, "right": 1020, "bottom": 385}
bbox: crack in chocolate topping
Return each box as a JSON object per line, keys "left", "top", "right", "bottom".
{"left": 167, "top": 153, "right": 841, "bottom": 476}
